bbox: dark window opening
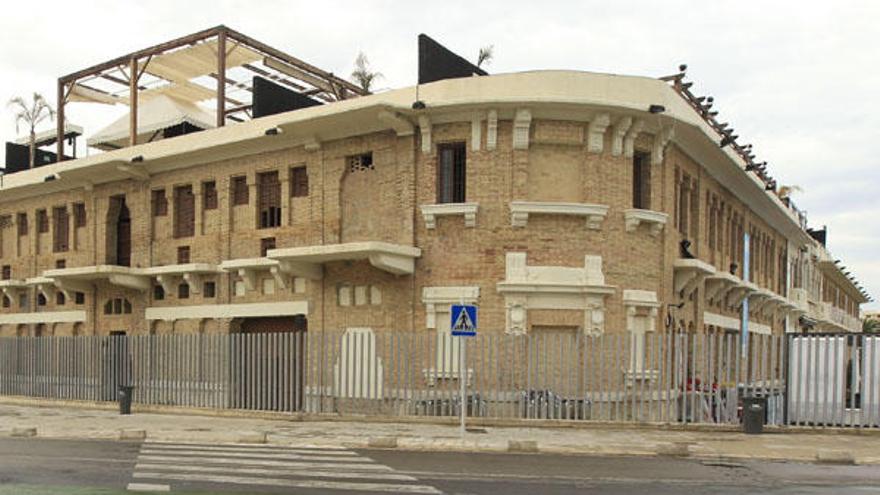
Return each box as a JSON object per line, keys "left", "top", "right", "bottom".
{"left": 437, "top": 142, "right": 466, "bottom": 203}
{"left": 347, "top": 152, "right": 374, "bottom": 172}
{"left": 2, "top": 296, "right": 9, "bottom": 308}
{"left": 113, "top": 298, "right": 122, "bottom": 314}
{"left": 73, "top": 202, "right": 87, "bottom": 228}
{"left": 232, "top": 176, "right": 249, "bottom": 206}
{"left": 56, "top": 292, "right": 65, "bottom": 306}
{"left": 75, "top": 292, "right": 85, "bottom": 305}
{"left": 16, "top": 213, "right": 27, "bottom": 236}
{"left": 154, "top": 285, "right": 165, "bottom": 301}
{"left": 36, "top": 209, "right": 48, "bottom": 233}
{"left": 173, "top": 185, "right": 195, "bottom": 238}
{"left": 1, "top": 265, "right": 10, "bottom": 280}
{"left": 18, "top": 294, "right": 28, "bottom": 309}
{"left": 178, "top": 283, "right": 189, "bottom": 299}
{"left": 260, "top": 237, "right": 276, "bottom": 257}
{"left": 55, "top": 259, "right": 66, "bottom": 269}
{"left": 177, "top": 246, "right": 191, "bottom": 264}
{"left": 52, "top": 206, "right": 70, "bottom": 252}
{"left": 258, "top": 171, "right": 282, "bottom": 229}
{"left": 37, "top": 293, "right": 46, "bottom": 306}
{"left": 204, "top": 281, "right": 216, "bottom": 298}
{"left": 152, "top": 189, "right": 168, "bottom": 217}
{"left": 203, "top": 181, "right": 218, "bottom": 210}
{"left": 109, "top": 196, "right": 132, "bottom": 267}
{"left": 632, "top": 152, "right": 651, "bottom": 209}
{"left": 291, "top": 166, "right": 308, "bottom": 197}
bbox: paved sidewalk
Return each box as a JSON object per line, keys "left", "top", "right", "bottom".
{"left": 0, "top": 399, "right": 878, "bottom": 466}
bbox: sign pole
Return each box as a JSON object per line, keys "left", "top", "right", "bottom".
{"left": 460, "top": 334, "right": 466, "bottom": 439}
{"left": 450, "top": 301, "right": 477, "bottom": 440}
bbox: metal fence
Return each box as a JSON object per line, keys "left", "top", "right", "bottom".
{"left": 0, "top": 330, "right": 876, "bottom": 428}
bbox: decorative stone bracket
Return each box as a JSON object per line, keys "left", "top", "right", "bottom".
{"left": 420, "top": 203, "right": 479, "bottom": 229}
{"left": 513, "top": 109, "right": 532, "bottom": 150}
{"left": 510, "top": 201, "right": 609, "bottom": 230}
{"left": 623, "top": 209, "right": 668, "bottom": 236}
{"left": 587, "top": 113, "right": 611, "bottom": 153}
{"left": 652, "top": 126, "right": 675, "bottom": 166}
{"left": 672, "top": 258, "right": 715, "bottom": 300}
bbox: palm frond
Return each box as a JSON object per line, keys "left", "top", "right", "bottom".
{"left": 477, "top": 45, "right": 494, "bottom": 68}
{"left": 351, "top": 52, "right": 382, "bottom": 92}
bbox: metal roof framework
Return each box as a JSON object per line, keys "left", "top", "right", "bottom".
{"left": 54, "top": 25, "right": 367, "bottom": 160}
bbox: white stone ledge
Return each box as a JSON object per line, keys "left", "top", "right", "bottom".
{"left": 623, "top": 209, "right": 668, "bottom": 236}
{"left": 0, "top": 311, "right": 86, "bottom": 325}
{"left": 146, "top": 301, "right": 308, "bottom": 321}
{"left": 420, "top": 203, "right": 478, "bottom": 229}
{"left": 510, "top": 201, "right": 609, "bottom": 229}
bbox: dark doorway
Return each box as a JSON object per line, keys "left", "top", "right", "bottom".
{"left": 102, "top": 331, "right": 130, "bottom": 401}
{"left": 234, "top": 316, "right": 307, "bottom": 412}
{"left": 107, "top": 196, "right": 132, "bottom": 266}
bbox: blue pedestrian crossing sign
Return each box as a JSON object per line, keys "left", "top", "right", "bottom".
{"left": 450, "top": 304, "right": 477, "bottom": 337}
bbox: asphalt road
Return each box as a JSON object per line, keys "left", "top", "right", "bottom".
{"left": 0, "top": 437, "right": 878, "bottom": 494}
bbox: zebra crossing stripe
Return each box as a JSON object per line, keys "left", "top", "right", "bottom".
{"left": 133, "top": 472, "right": 442, "bottom": 494}
{"left": 146, "top": 440, "right": 349, "bottom": 450}
{"left": 136, "top": 454, "right": 393, "bottom": 471}
{"left": 139, "top": 448, "right": 372, "bottom": 462}
{"left": 126, "top": 482, "right": 170, "bottom": 492}
{"left": 135, "top": 462, "right": 418, "bottom": 481}
{"left": 141, "top": 443, "right": 358, "bottom": 456}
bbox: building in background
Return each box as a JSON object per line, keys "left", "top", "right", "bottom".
{"left": 0, "top": 27, "right": 870, "bottom": 347}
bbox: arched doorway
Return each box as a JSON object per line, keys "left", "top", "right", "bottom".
{"left": 106, "top": 195, "right": 131, "bottom": 266}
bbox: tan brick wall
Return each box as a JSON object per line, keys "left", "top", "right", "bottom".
{"left": 0, "top": 116, "right": 817, "bottom": 337}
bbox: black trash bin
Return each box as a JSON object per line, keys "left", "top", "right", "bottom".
{"left": 742, "top": 396, "right": 766, "bottom": 434}
{"left": 118, "top": 385, "right": 134, "bottom": 415}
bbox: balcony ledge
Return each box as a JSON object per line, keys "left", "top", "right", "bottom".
{"left": 420, "top": 203, "right": 478, "bottom": 229}
{"left": 623, "top": 209, "right": 668, "bottom": 236}
{"left": 510, "top": 201, "right": 609, "bottom": 229}
{"left": 672, "top": 259, "right": 716, "bottom": 298}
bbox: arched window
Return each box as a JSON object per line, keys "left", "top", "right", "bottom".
{"left": 104, "top": 298, "right": 132, "bottom": 315}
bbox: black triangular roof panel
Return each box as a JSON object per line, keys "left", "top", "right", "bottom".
{"left": 418, "top": 34, "right": 487, "bottom": 85}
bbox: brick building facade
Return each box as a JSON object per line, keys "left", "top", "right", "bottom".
{"left": 0, "top": 69, "right": 867, "bottom": 349}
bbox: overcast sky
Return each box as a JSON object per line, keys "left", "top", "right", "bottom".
{"left": 0, "top": 1, "right": 877, "bottom": 310}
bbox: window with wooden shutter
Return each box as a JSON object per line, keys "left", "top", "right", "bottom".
{"left": 52, "top": 206, "right": 69, "bottom": 252}
{"left": 1, "top": 265, "right": 10, "bottom": 280}
{"left": 204, "top": 281, "right": 216, "bottom": 298}
{"left": 75, "top": 292, "right": 85, "bottom": 305}
{"left": 203, "top": 181, "right": 218, "bottom": 210}
{"left": 178, "top": 283, "right": 189, "bottom": 299}
{"left": 437, "top": 143, "right": 466, "bottom": 203}
{"left": 55, "top": 259, "right": 66, "bottom": 269}
{"left": 173, "top": 185, "right": 195, "bottom": 238}
{"left": 36, "top": 209, "right": 48, "bottom": 233}
{"left": 17, "top": 213, "right": 27, "bottom": 236}
{"left": 291, "top": 166, "right": 308, "bottom": 197}
{"left": 153, "top": 285, "right": 165, "bottom": 301}
{"left": 231, "top": 176, "right": 249, "bottom": 205}
{"left": 257, "top": 171, "right": 281, "bottom": 229}
{"left": 73, "top": 203, "right": 87, "bottom": 228}
{"left": 152, "top": 189, "right": 168, "bottom": 217}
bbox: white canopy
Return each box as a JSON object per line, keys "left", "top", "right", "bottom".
{"left": 87, "top": 95, "right": 215, "bottom": 150}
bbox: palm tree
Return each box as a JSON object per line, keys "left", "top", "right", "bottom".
{"left": 477, "top": 45, "right": 494, "bottom": 68}
{"left": 8, "top": 92, "right": 55, "bottom": 169}
{"left": 863, "top": 318, "right": 880, "bottom": 334}
{"left": 351, "top": 52, "right": 382, "bottom": 93}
